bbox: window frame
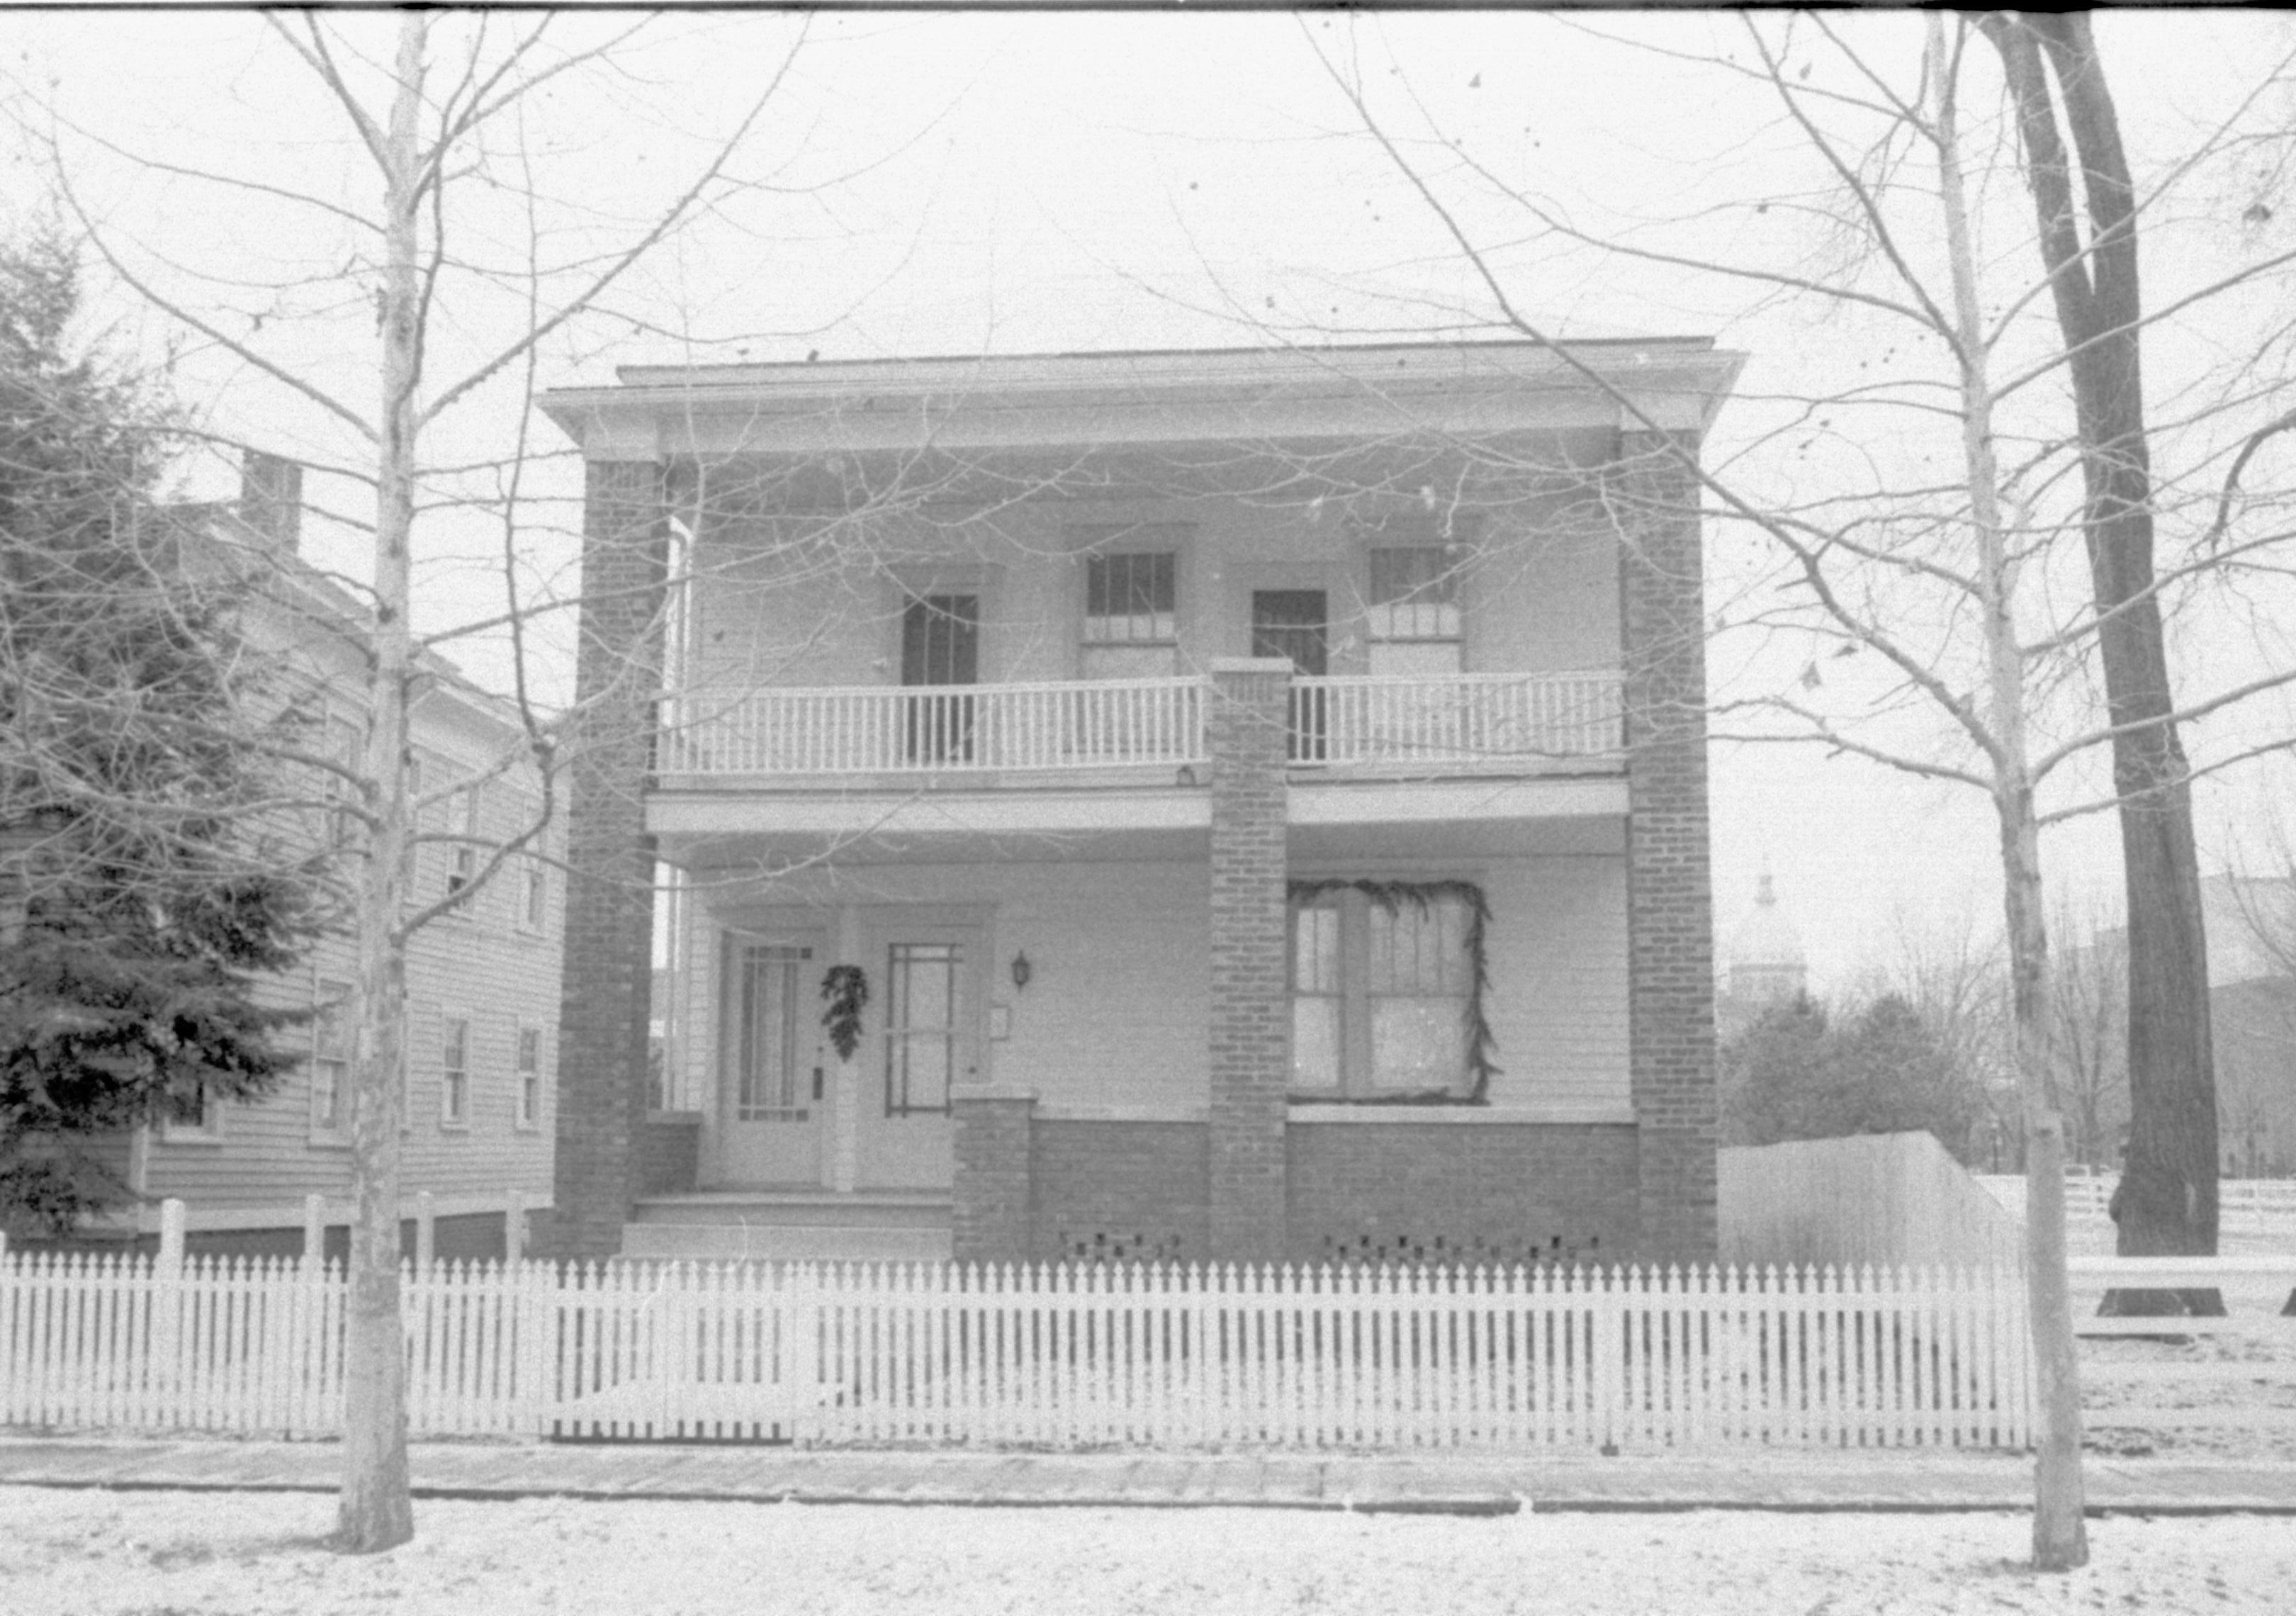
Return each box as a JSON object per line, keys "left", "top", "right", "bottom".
{"left": 1366, "top": 546, "right": 1465, "bottom": 680}
{"left": 519, "top": 858, "right": 548, "bottom": 935}
{"left": 514, "top": 1023, "right": 544, "bottom": 1130}
{"left": 444, "top": 782, "right": 483, "bottom": 905}
{"left": 155, "top": 1082, "right": 224, "bottom": 1146}
{"left": 309, "top": 977, "right": 354, "bottom": 1143}
{"left": 1073, "top": 524, "right": 1191, "bottom": 680}
{"left": 440, "top": 1015, "right": 471, "bottom": 1129}
{"left": 1285, "top": 880, "right": 1492, "bottom": 1105}
{"left": 1082, "top": 549, "right": 1178, "bottom": 646}
{"left": 882, "top": 939, "right": 963, "bottom": 1118}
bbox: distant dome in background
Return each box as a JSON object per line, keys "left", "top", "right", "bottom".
{"left": 1728, "top": 870, "right": 1808, "bottom": 1004}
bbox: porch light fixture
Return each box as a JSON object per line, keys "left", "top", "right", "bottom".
{"left": 1010, "top": 950, "right": 1032, "bottom": 992}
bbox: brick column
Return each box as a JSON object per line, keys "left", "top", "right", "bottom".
{"left": 552, "top": 459, "right": 670, "bottom": 1260}
{"left": 1616, "top": 431, "right": 1719, "bottom": 1264}
{"left": 1205, "top": 656, "right": 1293, "bottom": 1264}
{"left": 952, "top": 1091, "right": 1035, "bottom": 1264}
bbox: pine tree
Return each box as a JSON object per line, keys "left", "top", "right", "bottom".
{"left": 0, "top": 226, "right": 313, "bottom": 1235}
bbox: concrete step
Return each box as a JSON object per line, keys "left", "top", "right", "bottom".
{"left": 619, "top": 1222, "right": 952, "bottom": 1264}
{"left": 631, "top": 1191, "right": 951, "bottom": 1232}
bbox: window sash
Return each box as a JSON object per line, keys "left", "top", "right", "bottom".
{"left": 1288, "top": 889, "right": 1473, "bottom": 1098}
{"left": 441, "top": 1019, "right": 469, "bottom": 1125}
{"left": 884, "top": 942, "right": 961, "bottom": 1116}
{"left": 1367, "top": 548, "right": 1461, "bottom": 642}
{"left": 1084, "top": 551, "right": 1176, "bottom": 643}
{"left": 516, "top": 1026, "right": 542, "bottom": 1127}
{"left": 313, "top": 980, "right": 351, "bottom": 1133}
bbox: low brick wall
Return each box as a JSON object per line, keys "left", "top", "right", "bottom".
{"left": 639, "top": 1111, "right": 704, "bottom": 1197}
{"left": 1285, "top": 1122, "right": 1641, "bottom": 1267}
{"left": 955, "top": 1112, "right": 1649, "bottom": 1269}
{"left": 1030, "top": 1118, "right": 1210, "bottom": 1265}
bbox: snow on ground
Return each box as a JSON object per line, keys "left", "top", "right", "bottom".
{"left": 4, "top": 1486, "right": 2292, "bottom": 1616}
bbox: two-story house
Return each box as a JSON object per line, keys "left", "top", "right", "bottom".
{"left": 77, "top": 456, "right": 564, "bottom": 1261}
{"left": 540, "top": 340, "right": 1742, "bottom": 1267}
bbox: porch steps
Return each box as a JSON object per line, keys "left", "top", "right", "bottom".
{"left": 623, "top": 1191, "right": 952, "bottom": 1264}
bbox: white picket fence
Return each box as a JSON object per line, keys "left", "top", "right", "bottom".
{"left": 1, "top": 1244, "right": 2032, "bottom": 1451}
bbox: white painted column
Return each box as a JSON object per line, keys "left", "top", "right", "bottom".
{"left": 831, "top": 903, "right": 862, "bottom": 1193}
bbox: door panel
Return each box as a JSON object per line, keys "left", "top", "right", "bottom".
{"left": 901, "top": 594, "right": 979, "bottom": 763}
{"left": 853, "top": 926, "right": 977, "bottom": 1189}
{"left": 717, "top": 936, "right": 827, "bottom": 1186}
{"left": 1252, "top": 588, "right": 1328, "bottom": 761}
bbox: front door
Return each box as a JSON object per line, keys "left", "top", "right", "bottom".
{"left": 1252, "top": 588, "right": 1328, "bottom": 761}
{"left": 853, "top": 925, "right": 979, "bottom": 1189}
{"left": 901, "top": 593, "right": 979, "bottom": 763}
{"left": 717, "top": 936, "right": 827, "bottom": 1187}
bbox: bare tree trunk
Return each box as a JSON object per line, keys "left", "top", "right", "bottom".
{"left": 1983, "top": 13, "right": 2218, "bottom": 1286}
{"left": 336, "top": 11, "right": 424, "bottom": 1556}
{"left": 1933, "top": 18, "right": 2086, "bottom": 1566}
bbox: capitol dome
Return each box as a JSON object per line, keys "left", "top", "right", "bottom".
{"left": 1728, "top": 870, "right": 1808, "bottom": 1002}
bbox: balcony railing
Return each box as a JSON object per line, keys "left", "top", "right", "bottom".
{"left": 660, "top": 670, "right": 1622, "bottom": 779}
{"left": 664, "top": 677, "right": 1208, "bottom": 775}
{"left": 1290, "top": 671, "right": 1623, "bottom": 766}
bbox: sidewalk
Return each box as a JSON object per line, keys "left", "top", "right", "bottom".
{"left": 5, "top": 1435, "right": 2295, "bottom": 1515}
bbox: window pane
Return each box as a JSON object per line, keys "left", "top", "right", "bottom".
{"left": 1372, "top": 998, "right": 1468, "bottom": 1090}
{"left": 1370, "top": 547, "right": 1451, "bottom": 605}
{"left": 1291, "top": 997, "right": 1341, "bottom": 1088}
{"left": 1368, "top": 549, "right": 1461, "bottom": 642}
{"left": 1368, "top": 897, "right": 1466, "bottom": 994}
{"left": 1085, "top": 551, "right": 1176, "bottom": 642}
{"left": 886, "top": 943, "right": 960, "bottom": 1114}
{"left": 1292, "top": 902, "right": 1340, "bottom": 994}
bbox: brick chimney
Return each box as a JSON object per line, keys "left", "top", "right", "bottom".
{"left": 239, "top": 450, "right": 303, "bottom": 553}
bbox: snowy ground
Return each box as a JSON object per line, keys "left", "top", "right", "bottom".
{"left": 4, "top": 1486, "right": 2292, "bottom": 1615}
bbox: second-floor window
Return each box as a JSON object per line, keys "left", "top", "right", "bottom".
{"left": 1367, "top": 548, "right": 1461, "bottom": 677}
{"left": 1081, "top": 545, "right": 1179, "bottom": 679}
{"left": 1085, "top": 551, "right": 1176, "bottom": 644}
{"left": 446, "top": 786, "right": 483, "bottom": 902}
{"left": 521, "top": 860, "right": 547, "bottom": 933}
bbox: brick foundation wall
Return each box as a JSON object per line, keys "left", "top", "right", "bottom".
{"left": 1205, "top": 658, "right": 1293, "bottom": 1262}
{"left": 1030, "top": 1119, "right": 1210, "bottom": 1264}
{"left": 639, "top": 1111, "right": 703, "bottom": 1196}
{"left": 1617, "top": 430, "right": 1719, "bottom": 1263}
{"left": 952, "top": 1094, "right": 1035, "bottom": 1264}
{"left": 1286, "top": 1123, "right": 1640, "bottom": 1267}
{"left": 553, "top": 459, "right": 670, "bottom": 1260}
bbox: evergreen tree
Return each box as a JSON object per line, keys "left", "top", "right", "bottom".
{"left": 0, "top": 226, "right": 313, "bottom": 1235}
{"left": 1723, "top": 991, "right": 1984, "bottom": 1162}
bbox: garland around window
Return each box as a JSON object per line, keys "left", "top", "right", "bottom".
{"left": 1284, "top": 877, "right": 1497, "bottom": 1106}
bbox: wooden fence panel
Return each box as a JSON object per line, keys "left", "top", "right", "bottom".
{"left": 0, "top": 1239, "right": 2146, "bottom": 1453}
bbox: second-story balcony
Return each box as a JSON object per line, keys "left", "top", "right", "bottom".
{"left": 660, "top": 670, "right": 1623, "bottom": 783}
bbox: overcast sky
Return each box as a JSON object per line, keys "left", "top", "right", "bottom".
{"left": 9, "top": 9, "right": 2295, "bottom": 991}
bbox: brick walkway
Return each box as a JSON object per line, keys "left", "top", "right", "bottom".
{"left": 4, "top": 1435, "right": 2294, "bottom": 1514}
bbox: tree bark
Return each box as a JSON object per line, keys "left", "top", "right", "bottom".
{"left": 1982, "top": 13, "right": 2218, "bottom": 1291}
{"left": 1933, "top": 18, "right": 2087, "bottom": 1567}
{"left": 336, "top": 11, "right": 424, "bottom": 1555}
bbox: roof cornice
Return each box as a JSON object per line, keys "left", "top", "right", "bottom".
{"left": 538, "top": 339, "right": 1746, "bottom": 461}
